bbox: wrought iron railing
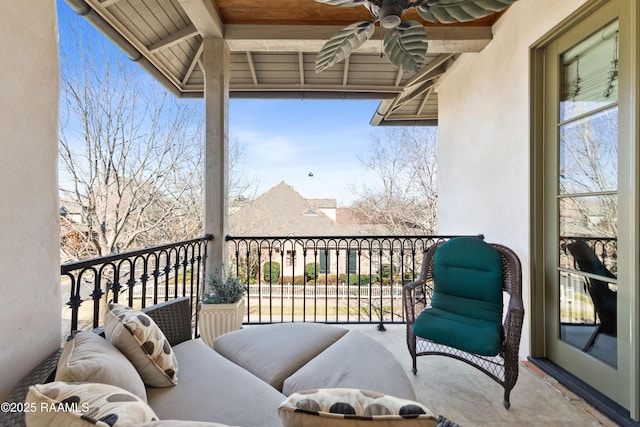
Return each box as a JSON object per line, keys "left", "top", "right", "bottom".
{"left": 226, "top": 234, "right": 479, "bottom": 329}
{"left": 558, "top": 235, "right": 617, "bottom": 327}
{"left": 61, "top": 235, "right": 212, "bottom": 337}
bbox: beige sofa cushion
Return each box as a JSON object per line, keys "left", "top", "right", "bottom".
{"left": 213, "top": 323, "right": 348, "bottom": 391}
{"left": 105, "top": 303, "right": 178, "bottom": 388}
{"left": 278, "top": 388, "right": 437, "bottom": 427}
{"left": 283, "top": 330, "right": 416, "bottom": 400}
{"left": 26, "top": 381, "right": 158, "bottom": 427}
{"left": 146, "top": 339, "right": 285, "bottom": 427}
{"left": 55, "top": 331, "right": 147, "bottom": 402}
{"left": 135, "top": 422, "right": 237, "bottom": 426}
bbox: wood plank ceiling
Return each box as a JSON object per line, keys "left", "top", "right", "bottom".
{"left": 75, "top": 0, "right": 503, "bottom": 125}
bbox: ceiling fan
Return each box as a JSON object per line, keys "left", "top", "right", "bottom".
{"left": 315, "top": 0, "right": 519, "bottom": 73}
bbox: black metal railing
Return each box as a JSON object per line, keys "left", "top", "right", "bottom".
{"left": 226, "top": 234, "right": 479, "bottom": 329}
{"left": 61, "top": 234, "right": 212, "bottom": 337}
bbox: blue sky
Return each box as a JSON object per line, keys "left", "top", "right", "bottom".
{"left": 57, "top": 0, "right": 389, "bottom": 206}
{"left": 231, "top": 99, "right": 381, "bottom": 204}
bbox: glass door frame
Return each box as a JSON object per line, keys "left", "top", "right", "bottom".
{"left": 530, "top": 0, "right": 640, "bottom": 417}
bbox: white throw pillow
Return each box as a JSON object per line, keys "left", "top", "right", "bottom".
{"left": 104, "top": 303, "right": 178, "bottom": 387}
{"left": 55, "top": 331, "right": 147, "bottom": 401}
{"left": 278, "top": 388, "right": 438, "bottom": 427}
{"left": 25, "top": 381, "right": 158, "bottom": 426}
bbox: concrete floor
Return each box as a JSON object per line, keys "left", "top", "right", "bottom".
{"left": 347, "top": 324, "right": 617, "bottom": 427}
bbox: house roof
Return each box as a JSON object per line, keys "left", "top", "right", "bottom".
{"left": 229, "top": 181, "right": 384, "bottom": 236}
{"left": 65, "top": 0, "right": 506, "bottom": 125}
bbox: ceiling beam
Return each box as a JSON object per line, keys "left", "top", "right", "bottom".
{"left": 299, "top": 52, "right": 305, "bottom": 85}
{"left": 246, "top": 52, "right": 258, "bottom": 85}
{"left": 230, "top": 84, "right": 403, "bottom": 94}
{"left": 148, "top": 24, "right": 199, "bottom": 53}
{"left": 342, "top": 56, "right": 350, "bottom": 86}
{"left": 178, "top": 0, "right": 223, "bottom": 38}
{"left": 182, "top": 41, "right": 203, "bottom": 85}
{"left": 99, "top": 0, "right": 122, "bottom": 7}
{"left": 224, "top": 25, "right": 492, "bottom": 53}
{"left": 416, "top": 87, "right": 434, "bottom": 116}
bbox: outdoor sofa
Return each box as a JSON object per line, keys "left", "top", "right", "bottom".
{"left": 1, "top": 297, "right": 457, "bottom": 427}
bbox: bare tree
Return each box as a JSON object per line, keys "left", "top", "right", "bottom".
{"left": 559, "top": 107, "right": 618, "bottom": 238}
{"left": 58, "top": 24, "right": 259, "bottom": 262}
{"left": 58, "top": 25, "right": 204, "bottom": 260}
{"left": 229, "top": 138, "right": 259, "bottom": 202}
{"left": 350, "top": 127, "right": 438, "bottom": 234}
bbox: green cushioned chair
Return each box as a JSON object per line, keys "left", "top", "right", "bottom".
{"left": 403, "top": 237, "right": 524, "bottom": 409}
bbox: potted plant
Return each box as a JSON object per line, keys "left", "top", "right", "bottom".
{"left": 199, "top": 270, "right": 246, "bottom": 347}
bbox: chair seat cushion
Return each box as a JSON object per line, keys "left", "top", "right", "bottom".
{"left": 413, "top": 307, "right": 502, "bottom": 356}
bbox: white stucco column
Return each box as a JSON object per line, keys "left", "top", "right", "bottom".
{"left": 0, "top": 3, "right": 61, "bottom": 400}
{"left": 202, "top": 37, "right": 230, "bottom": 274}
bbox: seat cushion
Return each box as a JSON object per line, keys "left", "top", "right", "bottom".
{"left": 283, "top": 331, "right": 416, "bottom": 400}
{"left": 146, "top": 339, "right": 284, "bottom": 427}
{"left": 213, "top": 323, "right": 348, "bottom": 392}
{"left": 413, "top": 307, "right": 502, "bottom": 356}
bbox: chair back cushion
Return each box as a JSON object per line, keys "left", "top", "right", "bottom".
{"left": 413, "top": 237, "right": 504, "bottom": 356}
{"left": 432, "top": 237, "right": 503, "bottom": 322}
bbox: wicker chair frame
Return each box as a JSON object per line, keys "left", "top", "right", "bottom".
{"left": 0, "top": 297, "right": 193, "bottom": 427}
{"left": 403, "top": 241, "right": 524, "bottom": 409}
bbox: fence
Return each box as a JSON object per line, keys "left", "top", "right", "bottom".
{"left": 226, "top": 234, "right": 479, "bottom": 328}
{"left": 60, "top": 235, "right": 212, "bottom": 336}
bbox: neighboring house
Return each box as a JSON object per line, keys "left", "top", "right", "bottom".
{"left": 59, "top": 200, "right": 85, "bottom": 225}
{"left": 229, "top": 182, "right": 387, "bottom": 280}
{"left": 59, "top": 200, "right": 97, "bottom": 263}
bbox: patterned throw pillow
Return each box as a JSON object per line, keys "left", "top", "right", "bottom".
{"left": 55, "top": 331, "right": 147, "bottom": 401}
{"left": 25, "top": 381, "right": 158, "bottom": 427}
{"left": 278, "top": 388, "right": 439, "bottom": 427}
{"left": 104, "top": 303, "right": 178, "bottom": 387}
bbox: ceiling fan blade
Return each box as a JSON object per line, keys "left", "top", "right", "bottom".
{"left": 316, "top": 21, "right": 375, "bottom": 73}
{"left": 417, "top": 0, "right": 518, "bottom": 23}
{"left": 315, "top": 0, "right": 369, "bottom": 6}
{"left": 383, "top": 20, "right": 428, "bottom": 73}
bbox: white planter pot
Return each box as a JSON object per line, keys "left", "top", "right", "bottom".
{"left": 199, "top": 299, "right": 245, "bottom": 348}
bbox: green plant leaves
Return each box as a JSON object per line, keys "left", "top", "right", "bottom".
{"left": 315, "top": 21, "right": 375, "bottom": 73}
{"left": 417, "top": 0, "right": 518, "bottom": 24}
{"left": 383, "top": 20, "right": 428, "bottom": 73}
{"left": 203, "top": 270, "right": 246, "bottom": 304}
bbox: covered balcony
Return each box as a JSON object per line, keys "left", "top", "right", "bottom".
{"left": 2, "top": 0, "right": 639, "bottom": 426}
{"left": 56, "top": 233, "right": 617, "bottom": 425}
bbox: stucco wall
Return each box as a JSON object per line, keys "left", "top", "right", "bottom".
{"left": 0, "top": 2, "right": 61, "bottom": 400}
{"left": 436, "top": 0, "right": 589, "bottom": 358}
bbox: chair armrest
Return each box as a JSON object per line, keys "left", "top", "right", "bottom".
{"left": 142, "top": 297, "right": 193, "bottom": 346}
{"left": 402, "top": 279, "right": 428, "bottom": 325}
{"left": 0, "top": 349, "right": 61, "bottom": 427}
{"left": 503, "top": 290, "right": 525, "bottom": 352}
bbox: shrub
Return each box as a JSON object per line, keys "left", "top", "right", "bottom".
{"left": 263, "top": 261, "right": 280, "bottom": 283}
{"left": 380, "top": 264, "right": 397, "bottom": 278}
{"left": 281, "top": 275, "right": 306, "bottom": 285}
{"left": 305, "top": 263, "right": 320, "bottom": 281}
{"left": 315, "top": 274, "right": 338, "bottom": 286}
